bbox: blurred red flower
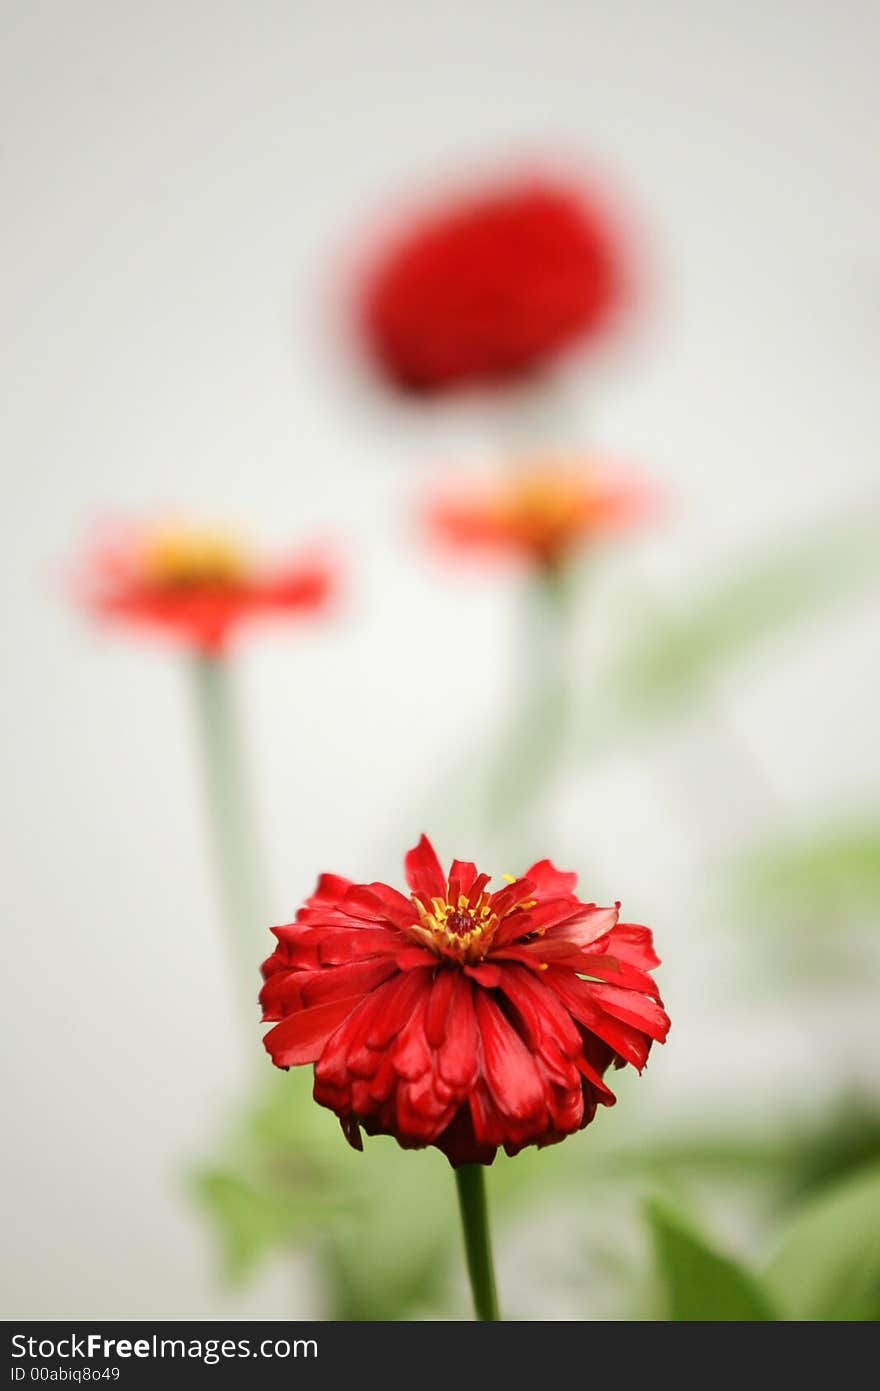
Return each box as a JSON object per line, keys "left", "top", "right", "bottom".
{"left": 262, "top": 834, "right": 668, "bottom": 1166}
{"left": 78, "top": 520, "right": 334, "bottom": 653}
{"left": 361, "top": 177, "right": 625, "bottom": 391}
{"left": 427, "top": 460, "right": 653, "bottom": 571}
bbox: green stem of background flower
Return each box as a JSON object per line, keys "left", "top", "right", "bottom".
{"left": 191, "top": 650, "right": 267, "bottom": 1039}
{"left": 487, "top": 555, "right": 576, "bottom": 839}
{"left": 455, "top": 1164, "right": 500, "bottom": 1321}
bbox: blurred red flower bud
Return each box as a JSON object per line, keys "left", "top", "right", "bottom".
{"left": 361, "top": 176, "right": 626, "bottom": 392}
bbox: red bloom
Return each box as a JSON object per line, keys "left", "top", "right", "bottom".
{"left": 261, "top": 835, "right": 668, "bottom": 1166}
{"left": 77, "top": 520, "right": 334, "bottom": 654}
{"left": 361, "top": 177, "right": 625, "bottom": 392}
{"left": 427, "top": 460, "right": 654, "bottom": 571}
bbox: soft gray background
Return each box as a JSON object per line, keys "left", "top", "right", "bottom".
{"left": 2, "top": 1, "right": 877, "bottom": 1317}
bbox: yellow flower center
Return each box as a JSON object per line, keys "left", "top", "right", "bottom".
{"left": 414, "top": 892, "right": 498, "bottom": 963}
{"left": 493, "top": 468, "right": 594, "bottom": 553}
{"left": 139, "top": 525, "right": 250, "bottom": 587}
{"left": 507, "top": 471, "right": 580, "bottom": 522}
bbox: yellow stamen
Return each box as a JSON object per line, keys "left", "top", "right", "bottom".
{"left": 413, "top": 892, "right": 498, "bottom": 963}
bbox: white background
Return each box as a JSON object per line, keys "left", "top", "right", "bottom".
{"left": 2, "top": 0, "right": 878, "bottom": 1317}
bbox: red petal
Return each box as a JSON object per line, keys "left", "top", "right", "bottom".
{"left": 316, "top": 978, "right": 404, "bottom": 1084}
{"left": 522, "top": 859, "right": 579, "bottom": 896}
{"left": 424, "top": 968, "right": 457, "bottom": 1048}
{"left": 437, "top": 972, "right": 478, "bottom": 1088}
{"left": 395, "top": 1071, "right": 455, "bottom": 1138}
{"left": 466, "top": 872, "right": 491, "bottom": 906}
{"left": 364, "top": 968, "right": 432, "bottom": 1051}
{"left": 492, "top": 941, "right": 574, "bottom": 966}
{"left": 404, "top": 834, "right": 447, "bottom": 902}
{"left": 393, "top": 945, "right": 440, "bottom": 969}
{"left": 490, "top": 897, "right": 585, "bottom": 948}
{"left": 366, "top": 1051, "right": 398, "bottom": 1103}
{"left": 573, "top": 952, "right": 659, "bottom": 995}
{"left": 574, "top": 1051, "right": 617, "bottom": 1099}
{"left": 362, "top": 881, "right": 421, "bottom": 927}
{"left": 308, "top": 873, "right": 353, "bottom": 905}
{"left": 487, "top": 876, "right": 536, "bottom": 918}
{"left": 464, "top": 962, "right": 504, "bottom": 988}
{"left": 393, "top": 989, "right": 432, "bottom": 1080}
{"left": 339, "top": 1113, "right": 364, "bottom": 1151}
{"left": 468, "top": 1081, "right": 506, "bottom": 1146}
{"left": 263, "top": 996, "right": 362, "bottom": 1067}
{"left": 449, "top": 859, "right": 478, "bottom": 896}
{"left": 260, "top": 963, "right": 310, "bottom": 1018}
{"left": 543, "top": 903, "right": 619, "bottom": 946}
{"left": 495, "top": 963, "right": 582, "bottom": 1058}
{"left": 546, "top": 969, "right": 666, "bottom": 1067}
{"left": 505, "top": 942, "right": 659, "bottom": 996}
{"left": 299, "top": 957, "right": 397, "bottom": 1007}
{"left": 474, "top": 991, "right": 546, "bottom": 1121}
{"left": 295, "top": 905, "right": 388, "bottom": 928}
{"left": 314, "top": 927, "right": 407, "bottom": 964}
{"left": 337, "top": 884, "right": 398, "bottom": 921}
{"left": 588, "top": 983, "right": 670, "bottom": 1041}
{"left": 606, "top": 921, "right": 661, "bottom": 970}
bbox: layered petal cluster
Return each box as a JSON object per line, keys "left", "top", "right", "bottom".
{"left": 262, "top": 835, "right": 669, "bottom": 1166}
{"left": 361, "top": 177, "right": 624, "bottom": 392}
{"left": 427, "top": 460, "right": 654, "bottom": 571}
{"left": 78, "top": 520, "right": 335, "bottom": 653}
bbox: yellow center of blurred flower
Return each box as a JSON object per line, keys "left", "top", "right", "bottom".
{"left": 495, "top": 468, "right": 592, "bottom": 548}
{"left": 139, "top": 526, "right": 250, "bottom": 588}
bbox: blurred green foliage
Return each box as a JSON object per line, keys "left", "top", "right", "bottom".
{"left": 648, "top": 1162, "right": 880, "bottom": 1321}
{"left": 599, "top": 1100, "right": 880, "bottom": 1208}
{"left": 743, "top": 823, "right": 880, "bottom": 920}
{"left": 194, "top": 1069, "right": 457, "bottom": 1320}
{"left": 606, "top": 508, "right": 880, "bottom": 722}
{"left": 764, "top": 1162, "right": 880, "bottom": 1320}
{"left": 646, "top": 1198, "right": 777, "bottom": 1320}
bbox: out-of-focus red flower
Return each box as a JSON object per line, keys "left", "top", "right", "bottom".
{"left": 78, "top": 520, "right": 334, "bottom": 653}
{"left": 361, "top": 177, "right": 625, "bottom": 392}
{"left": 427, "top": 460, "right": 654, "bottom": 572}
{"left": 262, "top": 834, "right": 668, "bottom": 1167}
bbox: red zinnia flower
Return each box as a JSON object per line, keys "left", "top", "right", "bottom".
{"left": 78, "top": 520, "right": 334, "bottom": 653}
{"left": 427, "top": 460, "right": 654, "bottom": 572}
{"left": 261, "top": 835, "right": 668, "bottom": 1166}
{"left": 361, "top": 176, "right": 625, "bottom": 392}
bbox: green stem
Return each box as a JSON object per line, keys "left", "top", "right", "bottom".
{"left": 455, "top": 1164, "right": 500, "bottom": 1321}
{"left": 487, "top": 557, "right": 576, "bottom": 836}
{"left": 190, "top": 651, "right": 267, "bottom": 1038}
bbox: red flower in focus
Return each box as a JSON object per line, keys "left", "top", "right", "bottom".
{"left": 261, "top": 835, "right": 668, "bottom": 1166}
{"left": 78, "top": 521, "right": 334, "bottom": 653}
{"left": 362, "top": 178, "right": 625, "bottom": 392}
{"left": 427, "top": 460, "right": 653, "bottom": 572}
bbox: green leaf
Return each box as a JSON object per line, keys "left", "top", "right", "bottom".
{"left": 607, "top": 508, "right": 880, "bottom": 722}
{"left": 646, "top": 1197, "right": 778, "bottom": 1320}
{"left": 763, "top": 1162, "right": 880, "bottom": 1320}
